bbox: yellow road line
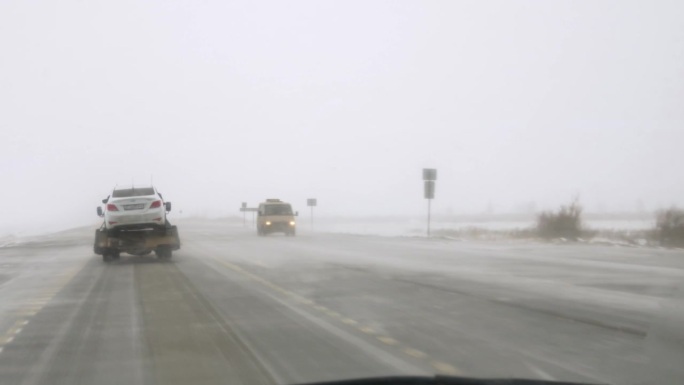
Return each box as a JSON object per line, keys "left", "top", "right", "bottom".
{"left": 2, "top": 262, "right": 88, "bottom": 349}
{"left": 432, "top": 361, "right": 461, "bottom": 375}
{"left": 403, "top": 348, "right": 427, "bottom": 358}
{"left": 377, "top": 336, "right": 398, "bottom": 346}
{"left": 14, "top": 310, "right": 37, "bottom": 316}
{"left": 214, "top": 257, "right": 465, "bottom": 376}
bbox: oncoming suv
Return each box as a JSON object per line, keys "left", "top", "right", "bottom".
{"left": 257, "top": 199, "right": 297, "bottom": 236}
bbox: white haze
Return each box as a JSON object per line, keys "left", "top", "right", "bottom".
{"left": 1, "top": 0, "right": 683, "bottom": 234}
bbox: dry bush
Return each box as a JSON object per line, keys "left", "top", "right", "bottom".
{"left": 656, "top": 207, "right": 684, "bottom": 247}
{"left": 537, "top": 198, "right": 583, "bottom": 240}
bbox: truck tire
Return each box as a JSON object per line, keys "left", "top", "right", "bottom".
{"left": 94, "top": 229, "right": 105, "bottom": 255}
{"left": 103, "top": 249, "right": 120, "bottom": 262}
{"left": 156, "top": 247, "right": 172, "bottom": 259}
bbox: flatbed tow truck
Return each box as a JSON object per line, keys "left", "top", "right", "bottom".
{"left": 93, "top": 187, "right": 181, "bottom": 262}
{"left": 93, "top": 225, "right": 181, "bottom": 262}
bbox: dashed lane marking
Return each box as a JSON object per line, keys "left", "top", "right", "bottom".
{"left": 213, "top": 258, "right": 465, "bottom": 376}
{"left": 0, "top": 263, "right": 87, "bottom": 353}
{"left": 431, "top": 361, "right": 462, "bottom": 375}
{"left": 14, "top": 310, "right": 38, "bottom": 317}
{"left": 377, "top": 336, "right": 399, "bottom": 346}
{"left": 403, "top": 348, "right": 427, "bottom": 359}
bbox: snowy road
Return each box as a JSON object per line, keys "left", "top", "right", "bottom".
{"left": 0, "top": 221, "right": 682, "bottom": 385}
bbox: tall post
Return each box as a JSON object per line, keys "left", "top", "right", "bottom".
{"left": 427, "top": 198, "right": 432, "bottom": 237}
{"left": 423, "top": 169, "right": 437, "bottom": 238}
{"left": 307, "top": 198, "right": 317, "bottom": 233}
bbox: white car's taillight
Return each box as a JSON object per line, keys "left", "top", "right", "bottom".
{"left": 107, "top": 204, "right": 118, "bottom": 211}
{"left": 150, "top": 200, "right": 162, "bottom": 209}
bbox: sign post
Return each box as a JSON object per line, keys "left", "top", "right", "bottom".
{"left": 307, "top": 198, "right": 317, "bottom": 232}
{"left": 239, "top": 206, "right": 259, "bottom": 228}
{"left": 423, "top": 169, "right": 437, "bottom": 237}
{"left": 241, "top": 202, "right": 247, "bottom": 227}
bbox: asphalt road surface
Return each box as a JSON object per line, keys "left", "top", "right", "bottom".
{"left": 1, "top": 219, "right": 683, "bottom": 385}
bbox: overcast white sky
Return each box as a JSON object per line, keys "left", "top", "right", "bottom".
{"left": 1, "top": 0, "right": 683, "bottom": 233}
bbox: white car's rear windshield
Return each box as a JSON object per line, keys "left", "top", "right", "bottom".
{"left": 112, "top": 188, "right": 155, "bottom": 198}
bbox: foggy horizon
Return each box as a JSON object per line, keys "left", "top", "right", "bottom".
{"left": 2, "top": 1, "right": 683, "bottom": 233}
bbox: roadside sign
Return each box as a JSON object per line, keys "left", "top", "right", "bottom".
{"left": 424, "top": 181, "right": 435, "bottom": 199}
{"left": 307, "top": 198, "right": 317, "bottom": 232}
{"left": 240, "top": 205, "right": 258, "bottom": 228}
{"left": 422, "top": 168, "right": 437, "bottom": 237}
{"left": 423, "top": 168, "right": 437, "bottom": 181}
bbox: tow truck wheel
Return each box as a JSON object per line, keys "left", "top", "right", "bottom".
{"left": 102, "top": 250, "right": 120, "bottom": 262}
{"left": 94, "top": 229, "right": 106, "bottom": 255}
{"left": 156, "top": 247, "right": 172, "bottom": 259}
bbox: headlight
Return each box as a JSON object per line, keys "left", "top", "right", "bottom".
{"left": 265, "top": 221, "right": 271, "bottom": 226}
{"left": 289, "top": 221, "right": 296, "bottom": 226}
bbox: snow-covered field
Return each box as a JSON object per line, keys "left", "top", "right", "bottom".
{"left": 0, "top": 217, "right": 658, "bottom": 246}
{"left": 311, "top": 218, "right": 656, "bottom": 237}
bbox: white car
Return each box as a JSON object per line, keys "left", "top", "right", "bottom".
{"left": 97, "top": 187, "right": 171, "bottom": 233}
